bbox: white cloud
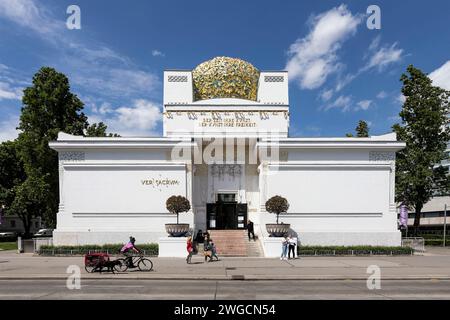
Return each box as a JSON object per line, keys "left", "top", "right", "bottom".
{"left": 0, "top": 0, "right": 60, "bottom": 35}
{"left": 429, "top": 60, "right": 450, "bottom": 91}
{"left": 356, "top": 100, "right": 372, "bottom": 111}
{"left": 0, "top": 82, "right": 22, "bottom": 100}
{"left": 0, "top": 114, "right": 20, "bottom": 142}
{"left": 396, "top": 94, "right": 406, "bottom": 105}
{"left": 71, "top": 67, "right": 159, "bottom": 99}
{"left": 363, "top": 42, "right": 403, "bottom": 72}
{"left": 0, "top": 0, "right": 160, "bottom": 100}
{"left": 335, "top": 73, "right": 357, "bottom": 92}
{"left": 322, "top": 95, "right": 352, "bottom": 112}
{"left": 319, "top": 89, "right": 333, "bottom": 101}
{"left": 376, "top": 91, "right": 388, "bottom": 99}
{"left": 330, "top": 37, "right": 404, "bottom": 93}
{"left": 388, "top": 115, "right": 401, "bottom": 123}
{"left": 89, "top": 99, "right": 162, "bottom": 136}
{"left": 286, "top": 5, "right": 362, "bottom": 89}
{"left": 152, "top": 50, "right": 165, "bottom": 57}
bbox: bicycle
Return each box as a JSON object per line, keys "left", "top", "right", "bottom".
{"left": 114, "top": 253, "right": 153, "bottom": 272}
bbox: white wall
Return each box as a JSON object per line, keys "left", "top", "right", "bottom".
{"left": 262, "top": 165, "right": 394, "bottom": 231}
{"left": 54, "top": 160, "right": 192, "bottom": 245}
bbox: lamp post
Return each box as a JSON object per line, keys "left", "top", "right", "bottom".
{"left": 444, "top": 204, "right": 447, "bottom": 247}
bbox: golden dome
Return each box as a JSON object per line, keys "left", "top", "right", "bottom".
{"left": 192, "top": 56, "right": 260, "bottom": 101}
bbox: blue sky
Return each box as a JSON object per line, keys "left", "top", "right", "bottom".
{"left": 0, "top": 0, "right": 449, "bottom": 140}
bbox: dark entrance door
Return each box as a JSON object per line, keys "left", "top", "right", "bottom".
{"left": 207, "top": 194, "right": 247, "bottom": 230}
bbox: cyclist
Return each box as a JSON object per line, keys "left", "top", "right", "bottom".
{"left": 120, "top": 236, "right": 140, "bottom": 268}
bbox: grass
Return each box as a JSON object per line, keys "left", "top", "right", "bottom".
{"left": 0, "top": 242, "right": 17, "bottom": 251}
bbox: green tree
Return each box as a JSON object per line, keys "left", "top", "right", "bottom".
{"left": 1, "top": 67, "right": 118, "bottom": 234}
{"left": 86, "top": 122, "right": 120, "bottom": 137}
{"left": 16, "top": 67, "right": 90, "bottom": 228}
{"left": 346, "top": 120, "right": 369, "bottom": 137}
{"left": 0, "top": 141, "right": 26, "bottom": 213}
{"left": 356, "top": 120, "right": 369, "bottom": 137}
{"left": 393, "top": 65, "right": 450, "bottom": 233}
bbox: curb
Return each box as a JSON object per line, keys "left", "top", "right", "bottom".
{"left": 1, "top": 275, "right": 450, "bottom": 281}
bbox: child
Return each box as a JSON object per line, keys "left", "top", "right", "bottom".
{"left": 209, "top": 239, "right": 219, "bottom": 261}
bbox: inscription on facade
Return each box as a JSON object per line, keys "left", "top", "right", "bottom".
{"left": 141, "top": 177, "right": 180, "bottom": 191}
{"left": 199, "top": 117, "right": 256, "bottom": 128}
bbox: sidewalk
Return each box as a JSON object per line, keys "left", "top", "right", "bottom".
{"left": 1, "top": 247, "right": 450, "bottom": 280}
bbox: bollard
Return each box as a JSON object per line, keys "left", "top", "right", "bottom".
{"left": 17, "top": 236, "right": 23, "bottom": 253}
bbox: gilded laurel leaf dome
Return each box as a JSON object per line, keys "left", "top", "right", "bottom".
{"left": 192, "top": 56, "right": 260, "bottom": 101}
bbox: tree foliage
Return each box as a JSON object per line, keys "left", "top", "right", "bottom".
{"left": 0, "top": 141, "right": 26, "bottom": 211}
{"left": 166, "top": 195, "right": 191, "bottom": 224}
{"left": 14, "top": 67, "right": 89, "bottom": 228}
{"left": 86, "top": 122, "right": 120, "bottom": 137}
{"left": 346, "top": 120, "right": 369, "bottom": 137}
{"left": 0, "top": 67, "right": 117, "bottom": 235}
{"left": 265, "top": 195, "right": 289, "bottom": 224}
{"left": 393, "top": 65, "right": 450, "bottom": 232}
{"left": 355, "top": 120, "right": 369, "bottom": 137}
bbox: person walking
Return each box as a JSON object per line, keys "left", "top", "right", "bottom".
{"left": 209, "top": 239, "right": 219, "bottom": 261}
{"left": 288, "top": 235, "right": 297, "bottom": 259}
{"left": 247, "top": 220, "right": 255, "bottom": 241}
{"left": 280, "top": 236, "right": 288, "bottom": 260}
{"left": 186, "top": 236, "right": 194, "bottom": 264}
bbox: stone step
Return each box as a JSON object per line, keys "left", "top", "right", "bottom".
{"left": 208, "top": 230, "right": 248, "bottom": 256}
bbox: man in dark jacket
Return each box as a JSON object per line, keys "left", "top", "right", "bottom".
{"left": 247, "top": 220, "right": 255, "bottom": 241}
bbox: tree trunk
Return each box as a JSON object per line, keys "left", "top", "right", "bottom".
{"left": 20, "top": 214, "right": 31, "bottom": 239}
{"left": 276, "top": 213, "right": 279, "bottom": 224}
{"left": 413, "top": 203, "right": 423, "bottom": 236}
{"left": 177, "top": 213, "right": 179, "bottom": 224}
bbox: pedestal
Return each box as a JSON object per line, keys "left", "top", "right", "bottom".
{"left": 158, "top": 237, "right": 188, "bottom": 257}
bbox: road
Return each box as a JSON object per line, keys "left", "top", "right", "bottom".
{"left": 1, "top": 279, "right": 450, "bottom": 300}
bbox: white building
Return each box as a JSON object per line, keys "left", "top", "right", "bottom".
{"left": 49, "top": 57, "right": 405, "bottom": 256}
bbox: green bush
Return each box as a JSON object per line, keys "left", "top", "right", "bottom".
{"left": 424, "top": 239, "right": 446, "bottom": 246}
{"left": 39, "top": 243, "right": 158, "bottom": 256}
{"left": 297, "top": 245, "right": 413, "bottom": 256}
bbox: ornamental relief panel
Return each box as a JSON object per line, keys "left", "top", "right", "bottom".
{"left": 59, "top": 151, "right": 85, "bottom": 161}
{"left": 369, "top": 151, "right": 395, "bottom": 161}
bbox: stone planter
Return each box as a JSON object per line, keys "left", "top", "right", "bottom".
{"left": 165, "top": 223, "right": 190, "bottom": 237}
{"left": 266, "top": 223, "right": 291, "bottom": 237}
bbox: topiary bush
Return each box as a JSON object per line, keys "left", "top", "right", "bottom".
{"left": 166, "top": 195, "right": 191, "bottom": 224}
{"left": 265, "top": 195, "right": 289, "bottom": 224}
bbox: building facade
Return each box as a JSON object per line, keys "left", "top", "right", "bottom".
{"left": 49, "top": 57, "right": 405, "bottom": 253}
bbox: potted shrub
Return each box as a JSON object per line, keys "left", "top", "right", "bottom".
{"left": 265, "top": 195, "right": 290, "bottom": 237}
{"left": 165, "top": 195, "right": 191, "bottom": 237}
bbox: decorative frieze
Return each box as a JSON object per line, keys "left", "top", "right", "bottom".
{"left": 167, "top": 75, "right": 188, "bottom": 82}
{"left": 369, "top": 151, "right": 395, "bottom": 161}
{"left": 59, "top": 151, "right": 85, "bottom": 161}
{"left": 210, "top": 164, "right": 242, "bottom": 178}
{"left": 264, "top": 75, "right": 284, "bottom": 82}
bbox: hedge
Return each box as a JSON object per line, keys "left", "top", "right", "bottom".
{"left": 297, "top": 245, "right": 413, "bottom": 256}
{"left": 424, "top": 239, "right": 447, "bottom": 246}
{"left": 38, "top": 243, "right": 158, "bottom": 256}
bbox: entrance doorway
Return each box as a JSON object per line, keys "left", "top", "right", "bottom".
{"left": 206, "top": 193, "right": 247, "bottom": 230}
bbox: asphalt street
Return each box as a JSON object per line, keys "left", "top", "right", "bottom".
{"left": 1, "top": 279, "right": 450, "bottom": 300}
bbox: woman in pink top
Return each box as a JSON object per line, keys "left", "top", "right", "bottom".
{"left": 186, "top": 236, "right": 194, "bottom": 264}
